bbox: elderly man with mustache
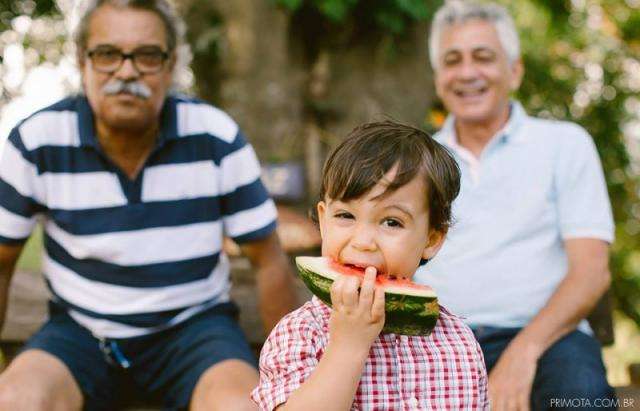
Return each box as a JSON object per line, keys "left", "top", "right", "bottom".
{"left": 0, "top": 1, "right": 298, "bottom": 410}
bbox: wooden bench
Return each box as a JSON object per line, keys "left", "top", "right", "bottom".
{"left": 0, "top": 195, "right": 321, "bottom": 410}
{"left": 1, "top": 204, "right": 638, "bottom": 408}
{"left": 0, "top": 256, "right": 315, "bottom": 360}
{"left": 0, "top": 257, "right": 315, "bottom": 410}
{"left": 0, "top": 201, "right": 321, "bottom": 355}
{"left": 3, "top": 266, "right": 639, "bottom": 410}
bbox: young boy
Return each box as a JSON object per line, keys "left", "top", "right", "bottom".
{"left": 251, "top": 121, "right": 489, "bottom": 410}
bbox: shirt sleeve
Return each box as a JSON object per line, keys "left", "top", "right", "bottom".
{"left": 251, "top": 309, "right": 323, "bottom": 411}
{"left": 474, "top": 340, "right": 490, "bottom": 410}
{"left": 0, "top": 128, "right": 42, "bottom": 245}
{"left": 219, "top": 130, "right": 277, "bottom": 243}
{"left": 554, "top": 124, "right": 614, "bottom": 243}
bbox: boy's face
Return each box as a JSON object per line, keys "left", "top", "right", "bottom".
{"left": 317, "top": 168, "right": 444, "bottom": 279}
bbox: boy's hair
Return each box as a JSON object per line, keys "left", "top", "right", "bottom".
{"left": 320, "top": 120, "right": 461, "bottom": 234}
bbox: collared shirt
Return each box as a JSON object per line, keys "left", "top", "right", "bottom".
{"left": 251, "top": 297, "right": 489, "bottom": 410}
{"left": 414, "top": 102, "right": 614, "bottom": 333}
{"left": 0, "top": 94, "right": 277, "bottom": 338}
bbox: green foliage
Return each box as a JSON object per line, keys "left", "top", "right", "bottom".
{"left": 274, "top": 0, "right": 441, "bottom": 34}
{"left": 0, "top": 1, "right": 69, "bottom": 107}
{"left": 277, "top": 0, "right": 305, "bottom": 10}
{"left": 2, "top": 0, "right": 638, "bottom": 330}
{"left": 315, "top": 0, "right": 358, "bottom": 22}
{"left": 373, "top": 0, "right": 433, "bottom": 33}
{"left": 619, "top": 9, "right": 640, "bottom": 42}
{"left": 0, "top": 0, "right": 56, "bottom": 30}
{"left": 275, "top": 0, "right": 640, "bottom": 327}
{"left": 498, "top": 0, "right": 640, "bottom": 327}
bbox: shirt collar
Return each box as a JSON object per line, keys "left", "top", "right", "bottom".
{"left": 76, "top": 94, "right": 179, "bottom": 148}
{"left": 440, "top": 100, "right": 528, "bottom": 149}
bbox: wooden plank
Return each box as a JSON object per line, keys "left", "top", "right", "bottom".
{"left": 587, "top": 290, "right": 615, "bottom": 346}
{"left": 630, "top": 363, "right": 640, "bottom": 387}
{"left": 614, "top": 386, "right": 640, "bottom": 408}
{"left": 1, "top": 257, "right": 313, "bottom": 348}
{"left": 229, "top": 256, "right": 312, "bottom": 347}
{"left": 1, "top": 270, "right": 49, "bottom": 342}
{"left": 2, "top": 267, "right": 639, "bottom": 411}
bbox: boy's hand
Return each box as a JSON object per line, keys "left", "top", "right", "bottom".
{"left": 328, "top": 267, "right": 385, "bottom": 354}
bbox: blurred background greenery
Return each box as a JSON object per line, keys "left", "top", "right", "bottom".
{"left": 1, "top": 0, "right": 638, "bottom": 385}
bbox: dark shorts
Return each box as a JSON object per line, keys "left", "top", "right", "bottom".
{"left": 473, "top": 326, "right": 616, "bottom": 410}
{"left": 23, "top": 301, "right": 257, "bottom": 411}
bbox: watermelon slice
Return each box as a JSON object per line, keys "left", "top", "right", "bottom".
{"left": 295, "top": 256, "right": 439, "bottom": 336}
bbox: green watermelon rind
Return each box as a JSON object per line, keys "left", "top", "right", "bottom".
{"left": 296, "top": 258, "right": 439, "bottom": 336}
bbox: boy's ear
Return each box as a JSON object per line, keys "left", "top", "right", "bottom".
{"left": 422, "top": 229, "right": 446, "bottom": 260}
{"left": 316, "top": 201, "right": 326, "bottom": 239}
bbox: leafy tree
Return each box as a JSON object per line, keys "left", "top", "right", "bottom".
{"left": 509, "top": 0, "right": 640, "bottom": 327}
{"left": 274, "top": 0, "right": 640, "bottom": 327}
{"left": 1, "top": 0, "right": 638, "bottom": 328}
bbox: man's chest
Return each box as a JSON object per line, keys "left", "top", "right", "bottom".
{"left": 38, "top": 148, "right": 222, "bottom": 235}
{"left": 451, "top": 144, "right": 558, "bottom": 230}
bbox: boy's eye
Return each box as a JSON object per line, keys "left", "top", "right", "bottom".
{"left": 334, "top": 212, "right": 354, "bottom": 220}
{"left": 382, "top": 218, "right": 403, "bottom": 228}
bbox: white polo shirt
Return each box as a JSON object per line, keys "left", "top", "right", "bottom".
{"left": 415, "top": 102, "right": 614, "bottom": 334}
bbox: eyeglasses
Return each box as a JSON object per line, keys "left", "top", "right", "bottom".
{"left": 86, "top": 46, "right": 169, "bottom": 74}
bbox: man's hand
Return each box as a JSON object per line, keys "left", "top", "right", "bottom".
{"left": 329, "top": 267, "right": 385, "bottom": 354}
{"left": 487, "top": 238, "right": 611, "bottom": 411}
{"left": 488, "top": 338, "right": 539, "bottom": 411}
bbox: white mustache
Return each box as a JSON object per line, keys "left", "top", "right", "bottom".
{"left": 102, "top": 80, "right": 152, "bottom": 99}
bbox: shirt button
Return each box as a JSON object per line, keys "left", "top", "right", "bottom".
{"left": 407, "top": 397, "right": 419, "bottom": 408}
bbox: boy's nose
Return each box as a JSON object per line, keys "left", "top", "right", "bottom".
{"left": 350, "top": 224, "right": 377, "bottom": 251}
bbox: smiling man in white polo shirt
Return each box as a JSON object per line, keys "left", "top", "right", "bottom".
{"left": 416, "top": 2, "right": 616, "bottom": 410}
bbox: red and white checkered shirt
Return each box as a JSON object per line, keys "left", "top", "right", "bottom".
{"left": 251, "top": 297, "right": 489, "bottom": 410}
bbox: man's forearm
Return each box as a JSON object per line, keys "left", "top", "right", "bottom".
{"left": 256, "top": 252, "right": 299, "bottom": 332}
{"left": 240, "top": 232, "right": 300, "bottom": 332}
{"left": 513, "top": 240, "right": 610, "bottom": 358}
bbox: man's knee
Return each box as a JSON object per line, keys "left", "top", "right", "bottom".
{"left": 0, "top": 378, "right": 54, "bottom": 411}
{"left": 191, "top": 359, "right": 258, "bottom": 411}
{"left": 0, "top": 350, "right": 83, "bottom": 411}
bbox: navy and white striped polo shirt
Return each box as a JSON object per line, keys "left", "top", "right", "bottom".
{"left": 0, "top": 95, "right": 277, "bottom": 338}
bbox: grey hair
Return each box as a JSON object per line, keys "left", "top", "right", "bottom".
{"left": 428, "top": 1, "right": 520, "bottom": 71}
{"left": 74, "top": 0, "right": 185, "bottom": 55}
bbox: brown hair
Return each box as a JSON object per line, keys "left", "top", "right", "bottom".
{"left": 319, "top": 120, "right": 460, "bottom": 234}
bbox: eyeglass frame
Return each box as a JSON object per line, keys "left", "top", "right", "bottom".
{"left": 85, "top": 46, "right": 171, "bottom": 75}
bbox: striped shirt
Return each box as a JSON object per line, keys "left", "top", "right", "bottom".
{"left": 0, "top": 95, "right": 277, "bottom": 338}
{"left": 252, "top": 297, "right": 489, "bottom": 410}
